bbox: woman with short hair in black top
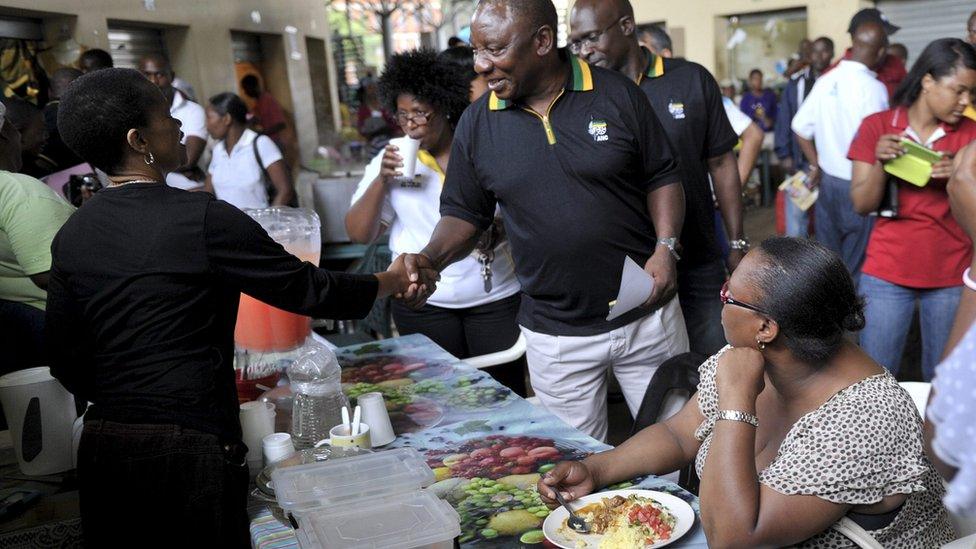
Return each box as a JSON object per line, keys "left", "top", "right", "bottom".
{"left": 47, "top": 68, "right": 431, "bottom": 546}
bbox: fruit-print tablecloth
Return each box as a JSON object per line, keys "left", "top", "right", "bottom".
{"left": 249, "top": 334, "right": 708, "bottom": 548}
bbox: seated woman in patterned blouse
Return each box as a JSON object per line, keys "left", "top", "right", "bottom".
{"left": 540, "top": 237, "right": 955, "bottom": 548}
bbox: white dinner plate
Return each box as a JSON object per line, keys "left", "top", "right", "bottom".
{"left": 542, "top": 489, "right": 695, "bottom": 549}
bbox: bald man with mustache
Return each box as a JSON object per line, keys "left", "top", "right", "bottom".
{"left": 570, "top": 0, "right": 746, "bottom": 357}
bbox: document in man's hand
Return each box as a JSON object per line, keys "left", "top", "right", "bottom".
{"left": 607, "top": 256, "right": 655, "bottom": 321}
{"left": 778, "top": 171, "right": 818, "bottom": 212}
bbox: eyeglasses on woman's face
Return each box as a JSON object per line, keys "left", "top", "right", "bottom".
{"left": 720, "top": 280, "right": 771, "bottom": 317}
{"left": 395, "top": 110, "right": 433, "bottom": 127}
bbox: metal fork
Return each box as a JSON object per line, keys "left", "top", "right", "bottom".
{"left": 553, "top": 488, "right": 590, "bottom": 534}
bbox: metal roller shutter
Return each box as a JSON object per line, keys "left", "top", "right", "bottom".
{"left": 0, "top": 15, "right": 42, "bottom": 40}
{"left": 107, "top": 25, "right": 168, "bottom": 69}
{"left": 876, "top": 0, "right": 972, "bottom": 67}
{"left": 232, "top": 32, "right": 263, "bottom": 64}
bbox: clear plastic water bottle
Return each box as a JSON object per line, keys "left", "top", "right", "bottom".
{"left": 287, "top": 340, "right": 348, "bottom": 449}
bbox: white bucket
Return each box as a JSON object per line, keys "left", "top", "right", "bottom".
{"left": 0, "top": 367, "right": 78, "bottom": 475}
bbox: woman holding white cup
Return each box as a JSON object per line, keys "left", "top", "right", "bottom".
{"left": 345, "top": 49, "right": 524, "bottom": 395}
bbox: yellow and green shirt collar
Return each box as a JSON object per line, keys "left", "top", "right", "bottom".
{"left": 637, "top": 47, "right": 665, "bottom": 84}
{"left": 488, "top": 55, "right": 594, "bottom": 111}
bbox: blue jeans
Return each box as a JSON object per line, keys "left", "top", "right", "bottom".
{"left": 859, "top": 274, "right": 962, "bottom": 381}
{"left": 784, "top": 195, "right": 811, "bottom": 237}
{"left": 814, "top": 173, "right": 874, "bottom": 285}
{"left": 678, "top": 258, "right": 727, "bottom": 357}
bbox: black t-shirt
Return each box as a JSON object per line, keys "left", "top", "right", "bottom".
{"left": 440, "top": 54, "right": 680, "bottom": 336}
{"left": 46, "top": 184, "right": 378, "bottom": 440}
{"left": 637, "top": 51, "right": 738, "bottom": 266}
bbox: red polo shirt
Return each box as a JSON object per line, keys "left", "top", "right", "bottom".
{"left": 848, "top": 107, "right": 976, "bottom": 288}
{"left": 254, "top": 92, "right": 287, "bottom": 141}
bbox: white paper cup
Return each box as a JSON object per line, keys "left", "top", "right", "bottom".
{"left": 262, "top": 432, "right": 295, "bottom": 464}
{"left": 357, "top": 392, "right": 396, "bottom": 447}
{"left": 393, "top": 137, "right": 421, "bottom": 180}
{"left": 240, "top": 401, "right": 275, "bottom": 464}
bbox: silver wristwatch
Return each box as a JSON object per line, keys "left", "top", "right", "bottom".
{"left": 656, "top": 237, "right": 681, "bottom": 261}
{"left": 716, "top": 409, "right": 759, "bottom": 427}
{"left": 729, "top": 238, "right": 750, "bottom": 251}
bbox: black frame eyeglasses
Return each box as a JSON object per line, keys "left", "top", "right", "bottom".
{"left": 568, "top": 18, "right": 622, "bottom": 55}
{"left": 720, "top": 281, "right": 772, "bottom": 317}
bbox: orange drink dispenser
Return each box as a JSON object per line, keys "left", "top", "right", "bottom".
{"left": 234, "top": 208, "right": 322, "bottom": 397}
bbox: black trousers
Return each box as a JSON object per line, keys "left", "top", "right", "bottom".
{"left": 392, "top": 293, "right": 526, "bottom": 396}
{"left": 78, "top": 420, "right": 250, "bottom": 548}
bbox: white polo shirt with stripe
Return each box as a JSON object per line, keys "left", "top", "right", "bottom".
{"left": 351, "top": 148, "right": 519, "bottom": 309}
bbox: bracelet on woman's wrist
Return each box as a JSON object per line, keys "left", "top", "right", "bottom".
{"left": 716, "top": 409, "right": 759, "bottom": 427}
{"left": 964, "top": 268, "right": 976, "bottom": 292}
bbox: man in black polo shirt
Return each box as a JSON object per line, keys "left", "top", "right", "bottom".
{"left": 399, "top": 0, "right": 689, "bottom": 441}
{"left": 570, "top": 0, "right": 747, "bottom": 357}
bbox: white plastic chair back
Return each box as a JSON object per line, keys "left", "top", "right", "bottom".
{"left": 899, "top": 381, "right": 932, "bottom": 418}
{"left": 943, "top": 532, "right": 976, "bottom": 548}
{"left": 950, "top": 513, "right": 976, "bottom": 541}
{"left": 464, "top": 333, "right": 526, "bottom": 370}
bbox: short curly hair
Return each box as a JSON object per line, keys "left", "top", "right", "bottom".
{"left": 378, "top": 48, "right": 471, "bottom": 127}
{"left": 58, "top": 68, "right": 165, "bottom": 173}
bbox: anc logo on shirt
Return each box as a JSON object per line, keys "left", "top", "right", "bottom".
{"left": 668, "top": 99, "right": 686, "bottom": 120}
{"left": 588, "top": 118, "right": 609, "bottom": 142}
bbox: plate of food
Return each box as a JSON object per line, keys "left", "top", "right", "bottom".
{"left": 543, "top": 490, "right": 694, "bottom": 549}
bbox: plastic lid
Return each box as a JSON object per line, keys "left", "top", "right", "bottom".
{"left": 272, "top": 448, "right": 435, "bottom": 513}
{"left": 0, "top": 367, "right": 54, "bottom": 388}
{"left": 287, "top": 340, "right": 342, "bottom": 395}
{"left": 295, "top": 490, "right": 460, "bottom": 549}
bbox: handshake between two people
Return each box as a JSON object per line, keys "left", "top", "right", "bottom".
{"left": 374, "top": 253, "right": 442, "bottom": 308}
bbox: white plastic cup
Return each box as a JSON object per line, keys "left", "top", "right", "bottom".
{"left": 262, "top": 432, "right": 295, "bottom": 465}
{"left": 0, "top": 367, "right": 78, "bottom": 476}
{"left": 392, "top": 137, "right": 421, "bottom": 180}
{"left": 240, "top": 401, "right": 275, "bottom": 465}
{"left": 357, "top": 392, "right": 396, "bottom": 447}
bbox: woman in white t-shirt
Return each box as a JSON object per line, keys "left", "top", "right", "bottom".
{"left": 203, "top": 93, "right": 294, "bottom": 209}
{"left": 345, "top": 49, "right": 524, "bottom": 394}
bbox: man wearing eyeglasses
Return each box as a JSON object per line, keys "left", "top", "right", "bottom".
{"left": 398, "top": 0, "right": 689, "bottom": 441}
{"left": 569, "top": 0, "right": 745, "bottom": 358}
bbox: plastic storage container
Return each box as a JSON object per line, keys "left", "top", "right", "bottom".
{"left": 272, "top": 448, "right": 435, "bottom": 514}
{"left": 0, "top": 367, "right": 78, "bottom": 475}
{"left": 294, "top": 490, "right": 460, "bottom": 549}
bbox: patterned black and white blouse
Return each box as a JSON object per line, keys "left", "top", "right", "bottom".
{"left": 693, "top": 346, "right": 955, "bottom": 548}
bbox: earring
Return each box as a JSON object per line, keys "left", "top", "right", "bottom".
{"left": 756, "top": 338, "right": 766, "bottom": 351}
{"left": 144, "top": 151, "right": 155, "bottom": 165}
